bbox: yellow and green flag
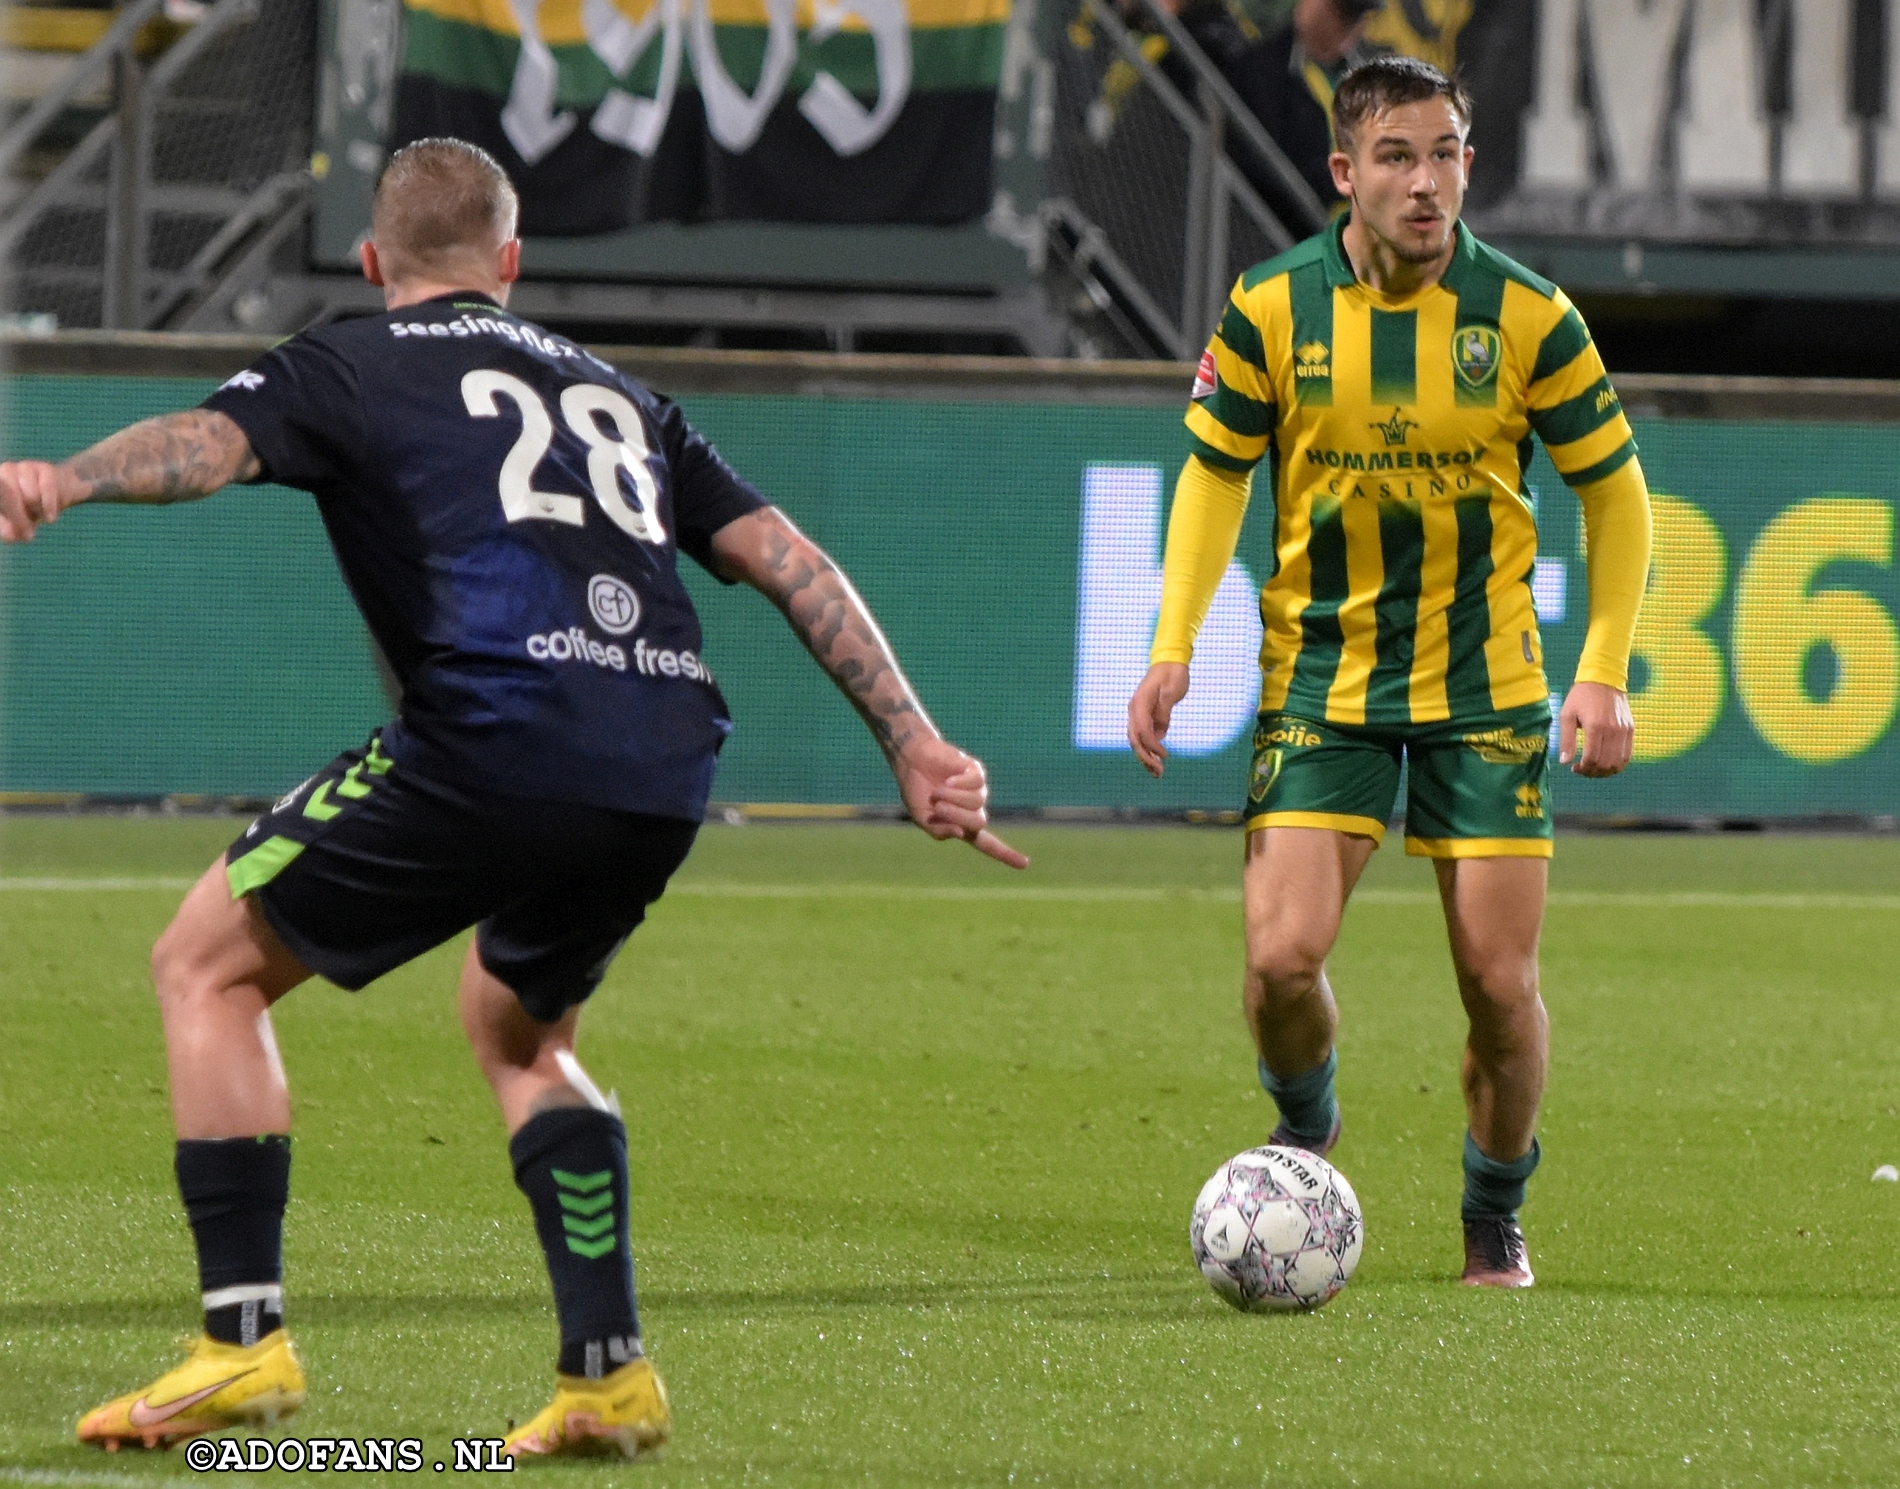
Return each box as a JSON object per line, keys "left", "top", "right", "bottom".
{"left": 394, "top": 0, "right": 1010, "bottom": 233}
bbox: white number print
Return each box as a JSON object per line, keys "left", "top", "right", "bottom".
{"left": 460, "top": 369, "right": 666, "bottom": 544}
{"left": 560, "top": 382, "right": 667, "bottom": 545}
{"left": 460, "top": 369, "right": 585, "bottom": 526}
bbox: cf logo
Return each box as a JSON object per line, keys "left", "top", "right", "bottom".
{"left": 587, "top": 573, "right": 640, "bottom": 635}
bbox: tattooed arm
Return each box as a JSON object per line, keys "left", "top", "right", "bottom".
{"left": 710, "top": 505, "right": 1028, "bottom": 869}
{"left": 0, "top": 409, "right": 260, "bottom": 542}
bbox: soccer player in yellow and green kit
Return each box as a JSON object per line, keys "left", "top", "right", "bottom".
{"left": 1128, "top": 56, "right": 1652, "bottom": 1286}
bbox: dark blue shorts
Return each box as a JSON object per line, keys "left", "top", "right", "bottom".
{"left": 224, "top": 731, "right": 698, "bottom": 1022}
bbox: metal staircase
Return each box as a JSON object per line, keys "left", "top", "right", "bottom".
{"left": 1, "top": 0, "right": 315, "bottom": 330}
{"left": 1, "top": 0, "right": 1318, "bottom": 355}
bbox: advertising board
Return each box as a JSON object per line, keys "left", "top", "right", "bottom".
{"left": 3, "top": 372, "right": 1894, "bottom": 818}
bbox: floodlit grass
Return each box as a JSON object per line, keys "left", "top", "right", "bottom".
{"left": 3, "top": 819, "right": 1900, "bottom": 1486}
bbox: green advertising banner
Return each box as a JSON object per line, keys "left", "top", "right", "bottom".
{"left": 2, "top": 373, "right": 1897, "bottom": 818}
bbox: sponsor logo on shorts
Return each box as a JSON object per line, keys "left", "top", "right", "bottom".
{"left": 1515, "top": 783, "right": 1545, "bottom": 819}
{"left": 272, "top": 774, "right": 318, "bottom": 814}
{"left": 1462, "top": 727, "right": 1545, "bottom": 766}
{"left": 587, "top": 573, "right": 640, "bottom": 635}
{"left": 1255, "top": 721, "right": 1324, "bottom": 750}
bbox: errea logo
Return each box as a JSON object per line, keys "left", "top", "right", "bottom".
{"left": 1294, "top": 341, "right": 1330, "bottom": 380}
{"left": 220, "top": 370, "right": 265, "bottom": 392}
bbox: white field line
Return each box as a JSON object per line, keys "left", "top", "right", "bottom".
{"left": 1, "top": 878, "right": 1896, "bottom": 912}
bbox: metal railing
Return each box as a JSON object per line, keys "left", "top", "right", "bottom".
{"left": 1, "top": 0, "right": 313, "bottom": 330}
{"left": 1043, "top": 0, "right": 1326, "bottom": 358}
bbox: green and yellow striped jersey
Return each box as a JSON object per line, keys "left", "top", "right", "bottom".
{"left": 1184, "top": 216, "right": 1637, "bottom": 725}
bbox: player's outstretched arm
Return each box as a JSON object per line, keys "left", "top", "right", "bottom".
{"left": 0, "top": 409, "right": 260, "bottom": 543}
{"left": 709, "top": 506, "right": 1028, "bottom": 869}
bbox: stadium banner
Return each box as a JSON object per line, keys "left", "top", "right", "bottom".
{"left": 1443, "top": 0, "right": 1900, "bottom": 248}
{"left": 388, "top": 0, "right": 1007, "bottom": 234}
{"left": 2, "top": 373, "right": 1897, "bottom": 819}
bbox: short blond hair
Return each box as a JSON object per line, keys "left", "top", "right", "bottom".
{"left": 370, "top": 138, "right": 519, "bottom": 280}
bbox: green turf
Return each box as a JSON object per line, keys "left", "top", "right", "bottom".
{"left": 3, "top": 820, "right": 1900, "bottom": 1486}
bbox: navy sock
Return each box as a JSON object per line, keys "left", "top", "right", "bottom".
{"left": 1258, "top": 1049, "right": 1339, "bottom": 1145}
{"left": 174, "top": 1135, "right": 290, "bottom": 1346}
{"left": 1461, "top": 1132, "right": 1541, "bottom": 1220}
{"left": 510, "top": 1107, "right": 644, "bottom": 1378}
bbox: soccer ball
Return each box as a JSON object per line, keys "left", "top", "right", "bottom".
{"left": 1190, "top": 1146, "right": 1363, "bottom": 1311}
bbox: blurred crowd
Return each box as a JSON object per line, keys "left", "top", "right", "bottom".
{"left": 1088, "top": 0, "right": 1513, "bottom": 228}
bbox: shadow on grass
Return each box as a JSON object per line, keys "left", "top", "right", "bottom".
{"left": 1, "top": 1268, "right": 1203, "bottom": 1337}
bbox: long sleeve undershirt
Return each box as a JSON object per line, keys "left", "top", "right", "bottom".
{"left": 1150, "top": 454, "right": 1253, "bottom": 666}
{"left": 1569, "top": 453, "right": 1652, "bottom": 691}
{"left": 1149, "top": 451, "right": 1654, "bottom": 691}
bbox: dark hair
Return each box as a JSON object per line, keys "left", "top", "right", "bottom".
{"left": 372, "top": 137, "right": 519, "bottom": 275}
{"left": 1332, "top": 0, "right": 1383, "bottom": 19}
{"left": 1331, "top": 55, "right": 1473, "bottom": 155}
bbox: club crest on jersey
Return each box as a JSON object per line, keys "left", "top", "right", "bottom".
{"left": 1453, "top": 325, "right": 1501, "bottom": 389}
{"left": 1191, "top": 349, "right": 1218, "bottom": 401}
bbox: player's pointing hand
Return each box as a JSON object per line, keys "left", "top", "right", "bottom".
{"left": 0, "top": 460, "right": 74, "bottom": 543}
{"left": 894, "top": 737, "right": 1029, "bottom": 869}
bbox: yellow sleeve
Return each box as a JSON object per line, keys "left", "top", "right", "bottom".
{"left": 1572, "top": 454, "right": 1653, "bottom": 690}
{"left": 1150, "top": 453, "right": 1253, "bottom": 665}
{"left": 1525, "top": 295, "right": 1639, "bottom": 488}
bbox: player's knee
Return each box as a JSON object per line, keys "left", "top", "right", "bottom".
{"left": 150, "top": 907, "right": 219, "bottom": 1007}
{"left": 1458, "top": 951, "right": 1539, "bottom": 1020}
{"left": 1245, "top": 929, "right": 1329, "bottom": 1002}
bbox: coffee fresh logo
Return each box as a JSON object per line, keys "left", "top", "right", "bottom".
{"left": 588, "top": 573, "right": 640, "bottom": 635}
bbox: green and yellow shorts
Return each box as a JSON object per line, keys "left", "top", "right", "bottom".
{"left": 1243, "top": 700, "right": 1554, "bottom": 859}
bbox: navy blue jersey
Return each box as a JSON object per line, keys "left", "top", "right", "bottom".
{"left": 202, "top": 292, "right": 767, "bottom": 820}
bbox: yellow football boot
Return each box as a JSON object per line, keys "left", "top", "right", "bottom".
{"left": 77, "top": 1330, "right": 305, "bottom": 1450}
{"left": 503, "top": 1356, "right": 670, "bottom": 1460}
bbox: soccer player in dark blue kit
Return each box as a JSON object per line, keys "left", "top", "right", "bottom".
{"left": 0, "top": 138, "right": 1027, "bottom": 1459}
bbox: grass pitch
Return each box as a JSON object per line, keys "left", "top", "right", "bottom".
{"left": 3, "top": 819, "right": 1900, "bottom": 1487}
